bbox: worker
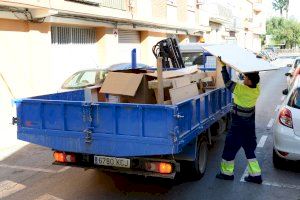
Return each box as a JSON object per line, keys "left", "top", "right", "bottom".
{"left": 216, "top": 57, "right": 262, "bottom": 184}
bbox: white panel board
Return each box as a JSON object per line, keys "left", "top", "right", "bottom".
{"left": 202, "top": 44, "right": 279, "bottom": 73}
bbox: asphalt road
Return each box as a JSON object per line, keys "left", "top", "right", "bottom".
{"left": 1, "top": 64, "right": 299, "bottom": 200}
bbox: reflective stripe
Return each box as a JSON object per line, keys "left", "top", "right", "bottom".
{"left": 235, "top": 104, "right": 255, "bottom": 112}
{"left": 232, "top": 103, "right": 255, "bottom": 117}
{"left": 248, "top": 159, "right": 261, "bottom": 176}
{"left": 232, "top": 110, "right": 254, "bottom": 117}
{"left": 221, "top": 159, "right": 234, "bottom": 176}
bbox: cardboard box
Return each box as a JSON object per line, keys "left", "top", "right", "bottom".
{"left": 169, "top": 83, "right": 199, "bottom": 104}
{"left": 100, "top": 72, "right": 156, "bottom": 104}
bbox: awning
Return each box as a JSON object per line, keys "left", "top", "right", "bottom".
{"left": 202, "top": 44, "right": 279, "bottom": 73}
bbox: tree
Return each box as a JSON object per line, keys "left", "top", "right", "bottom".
{"left": 272, "top": 0, "right": 289, "bottom": 18}
{"left": 266, "top": 17, "right": 300, "bottom": 48}
{"left": 284, "top": 0, "right": 289, "bottom": 19}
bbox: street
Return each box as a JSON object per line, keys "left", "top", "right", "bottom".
{"left": 1, "top": 65, "right": 300, "bottom": 200}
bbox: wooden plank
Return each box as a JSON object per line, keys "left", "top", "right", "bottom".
{"left": 169, "top": 83, "right": 199, "bottom": 105}
{"left": 156, "top": 57, "right": 164, "bottom": 104}
{"left": 148, "top": 79, "right": 172, "bottom": 89}
{"left": 148, "top": 72, "right": 207, "bottom": 89}
{"left": 147, "top": 65, "right": 198, "bottom": 79}
{"left": 216, "top": 58, "right": 225, "bottom": 88}
{"left": 188, "top": 71, "right": 207, "bottom": 82}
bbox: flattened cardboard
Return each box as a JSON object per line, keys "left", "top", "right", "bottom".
{"left": 169, "top": 83, "right": 199, "bottom": 104}
{"left": 120, "top": 75, "right": 156, "bottom": 104}
{"left": 202, "top": 44, "right": 278, "bottom": 73}
{"left": 171, "top": 76, "right": 191, "bottom": 88}
{"left": 100, "top": 72, "right": 143, "bottom": 96}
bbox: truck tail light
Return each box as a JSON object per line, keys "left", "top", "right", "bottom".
{"left": 279, "top": 108, "right": 293, "bottom": 128}
{"left": 158, "top": 163, "right": 173, "bottom": 174}
{"left": 53, "top": 151, "right": 76, "bottom": 163}
{"left": 145, "top": 162, "right": 173, "bottom": 174}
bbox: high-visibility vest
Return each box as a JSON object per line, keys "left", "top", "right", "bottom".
{"left": 233, "top": 83, "right": 260, "bottom": 108}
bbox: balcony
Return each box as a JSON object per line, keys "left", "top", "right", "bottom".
{"left": 253, "top": 2, "right": 263, "bottom": 12}
{"left": 100, "top": 0, "right": 127, "bottom": 10}
{"left": 204, "top": 3, "right": 233, "bottom": 24}
{"left": 0, "top": 0, "right": 50, "bottom": 8}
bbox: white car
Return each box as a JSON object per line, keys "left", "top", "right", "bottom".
{"left": 286, "top": 57, "right": 300, "bottom": 90}
{"left": 273, "top": 75, "right": 300, "bottom": 168}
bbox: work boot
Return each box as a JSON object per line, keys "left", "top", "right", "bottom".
{"left": 216, "top": 173, "right": 234, "bottom": 180}
{"left": 244, "top": 175, "right": 262, "bottom": 184}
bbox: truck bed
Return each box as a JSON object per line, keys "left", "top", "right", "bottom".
{"left": 15, "top": 89, "right": 231, "bottom": 157}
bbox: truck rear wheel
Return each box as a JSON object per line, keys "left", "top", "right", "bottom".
{"left": 189, "top": 136, "right": 208, "bottom": 180}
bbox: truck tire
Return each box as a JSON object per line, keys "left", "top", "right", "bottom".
{"left": 273, "top": 148, "right": 286, "bottom": 169}
{"left": 189, "top": 136, "right": 208, "bottom": 180}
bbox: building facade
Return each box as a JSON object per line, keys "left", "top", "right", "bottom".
{"left": 0, "top": 0, "right": 266, "bottom": 98}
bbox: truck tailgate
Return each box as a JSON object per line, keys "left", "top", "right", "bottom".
{"left": 16, "top": 91, "right": 178, "bottom": 157}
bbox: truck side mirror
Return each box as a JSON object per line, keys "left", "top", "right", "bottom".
{"left": 287, "top": 64, "right": 292, "bottom": 67}
{"left": 282, "top": 89, "right": 288, "bottom": 95}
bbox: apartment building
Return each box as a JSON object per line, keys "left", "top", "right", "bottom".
{"left": 0, "top": 0, "right": 266, "bottom": 98}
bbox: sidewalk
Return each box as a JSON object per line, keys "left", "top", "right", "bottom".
{"left": 0, "top": 81, "right": 28, "bottom": 161}
{"left": 0, "top": 113, "right": 28, "bottom": 161}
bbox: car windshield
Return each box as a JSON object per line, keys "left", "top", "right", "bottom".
{"left": 288, "top": 88, "right": 300, "bottom": 109}
{"left": 62, "top": 70, "right": 107, "bottom": 89}
{"left": 182, "top": 52, "right": 204, "bottom": 67}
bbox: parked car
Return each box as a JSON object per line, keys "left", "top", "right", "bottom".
{"left": 61, "top": 63, "right": 154, "bottom": 89}
{"left": 273, "top": 75, "right": 300, "bottom": 168}
{"left": 285, "top": 57, "right": 300, "bottom": 90}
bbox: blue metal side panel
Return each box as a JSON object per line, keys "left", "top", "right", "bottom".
{"left": 16, "top": 88, "right": 232, "bottom": 157}
{"left": 32, "top": 90, "right": 85, "bottom": 101}
{"left": 175, "top": 88, "right": 232, "bottom": 152}
{"left": 17, "top": 94, "right": 178, "bottom": 157}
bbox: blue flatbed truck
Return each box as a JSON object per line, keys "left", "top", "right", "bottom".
{"left": 14, "top": 84, "right": 232, "bottom": 180}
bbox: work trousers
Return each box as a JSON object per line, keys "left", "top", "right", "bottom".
{"left": 222, "top": 113, "right": 257, "bottom": 161}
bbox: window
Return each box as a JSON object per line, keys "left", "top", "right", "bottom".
{"left": 101, "top": 0, "right": 126, "bottom": 10}
{"left": 188, "top": 0, "right": 196, "bottom": 10}
{"left": 65, "top": 0, "right": 101, "bottom": 6}
{"left": 51, "top": 27, "right": 96, "bottom": 44}
{"left": 288, "top": 88, "right": 300, "bottom": 109}
{"left": 294, "top": 59, "right": 300, "bottom": 69}
{"left": 62, "top": 70, "right": 107, "bottom": 89}
{"left": 182, "top": 52, "right": 204, "bottom": 66}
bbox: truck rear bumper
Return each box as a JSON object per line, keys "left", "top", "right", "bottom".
{"left": 53, "top": 152, "right": 179, "bottom": 179}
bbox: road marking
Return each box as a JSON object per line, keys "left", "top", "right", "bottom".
{"left": 241, "top": 173, "right": 300, "bottom": 190}
{"left": 240, "top": 167, "right": 248, "bottom": 182}
{"left": 35, "top": 194, "right": 64, "bottom": 200}
{"left": 267, "top": 118, "right": 275, "bottom": 129}
{"left": 257, "top": 135, "right": 268, "bottom": 148}
{"left": 281, "top": 95, "right": 285, "bottom": 102}
{"left": 0, "top": 180, "right": 26, "bottom": 199}
{"left": 0, "top": 164, "right": 70, "bottom": 174}
{"left": 57, "top": 166, "right": 71, "bottom": 173}
{"left": 262, "top": 181, "right": 300, "bottom": 190}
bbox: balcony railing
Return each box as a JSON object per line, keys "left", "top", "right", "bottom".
{"left": 101, "top": 0, "right": 127, "bottom": 10}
